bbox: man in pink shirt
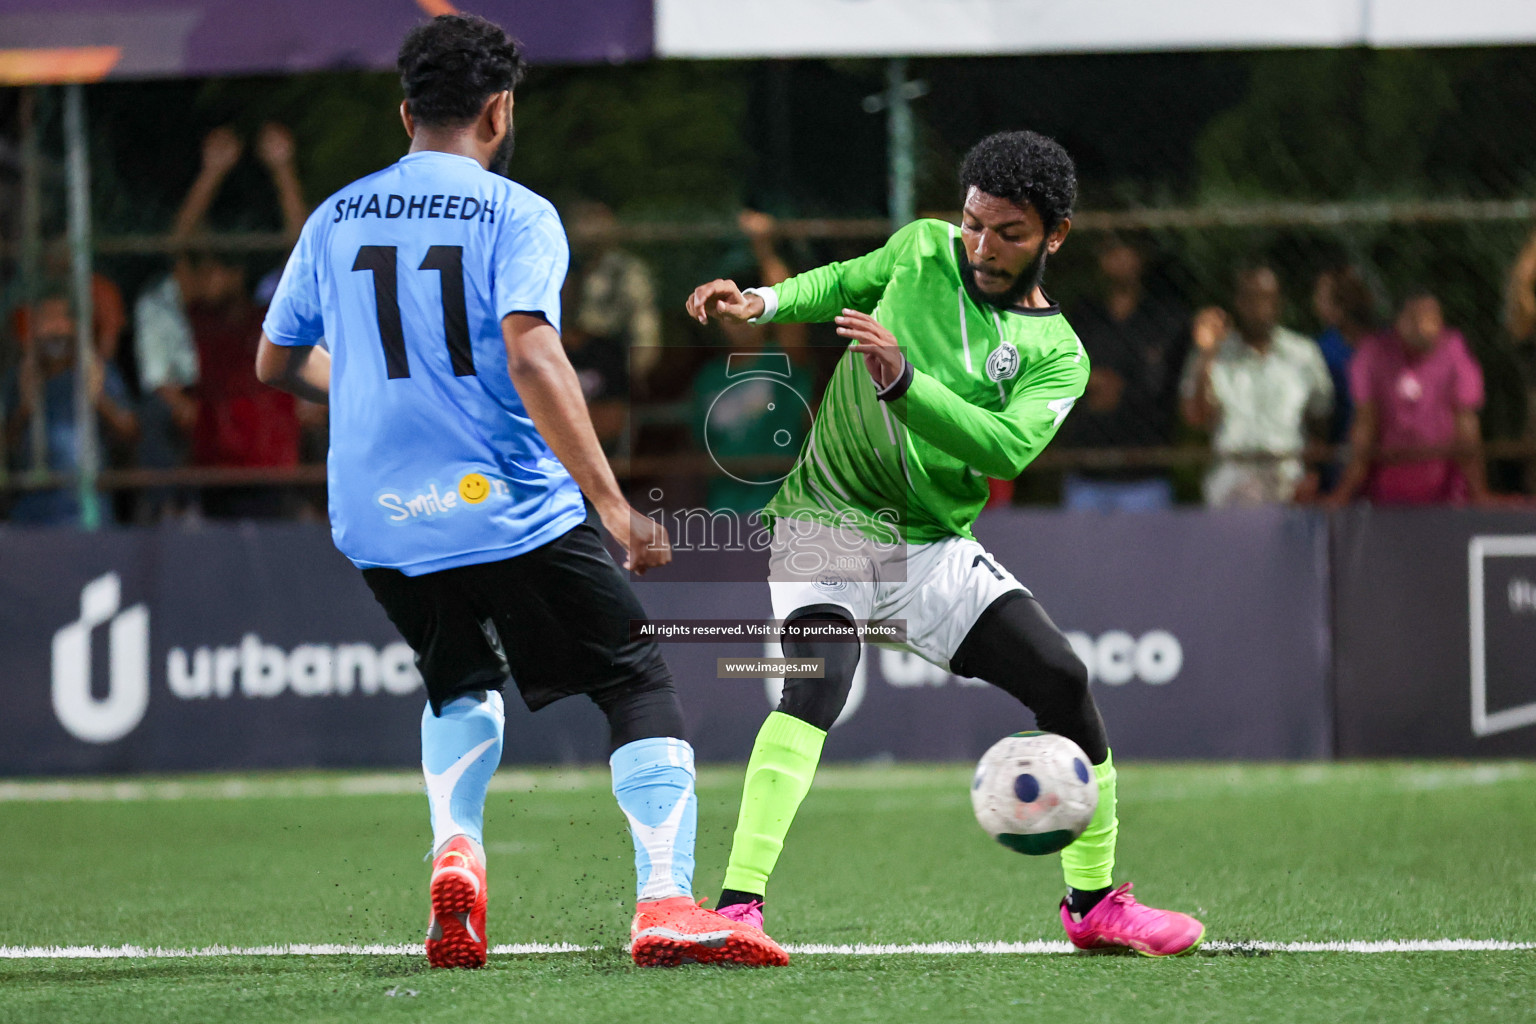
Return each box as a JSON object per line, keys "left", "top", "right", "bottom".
{"left": 1329, "top": 290, "right": 1488, "bottom": 506}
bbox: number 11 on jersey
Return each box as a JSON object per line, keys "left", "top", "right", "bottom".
{"left": 352, "top": 244, "right": 475, "bottom": 380}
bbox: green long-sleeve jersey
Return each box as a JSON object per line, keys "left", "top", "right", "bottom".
{"left": 760, "top": 218, "right": 1088, "bottom": 543}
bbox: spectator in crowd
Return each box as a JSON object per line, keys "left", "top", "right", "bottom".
{"left": 1180, "top": 264, "right": 1333, "bottom": 506}
{"left": 1505, "top": 228, "right": 1536, "bottom": 492}
{"left": 134, "top": 123, "right": 307, "bottom": 519}
{"left": 1311, "top": 265, "right": 1377, "bottom": 488}
{"left": 690, "top": 210, "right": 811, "bottom": 516}
{"left": 562, "top": 200, "right": 661, "bottom": 450}
{"left": 134, "top": 247, "right": 206, "bottom": 519}
{"left": 6, "top": 256, "right": 130, "bottom": 520}
{"left": 3, "top": 294, "right": 138, "bottom": 524}
{"left": 1506, "top": 227, "right": 1536, "bottom": 354}
{"left": 1328, "top": 290, "right": 1488, "bottom": 507}
{"left": 8, "top": 251, "right": 127, "bottom": 362}
{"left": 1059, "top": 237, "right": 1189, "bottom": 511}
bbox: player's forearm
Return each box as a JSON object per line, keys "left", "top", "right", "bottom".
{"left": 769, "top": 232, "right": 904, "bottom": 323}
{"left": 172, "top": 168, "right": 227, "bottom": 240}
{"left": 269, "top": 163, "right": 307, "bottom": 244}
{"left": 504, "top": 327, "right": 627, "bottom": 515}
{"left": 769, "top": 264, "right": 868, "bottom": 323}
{"left": 289, "top": 351, "right": 331, "bottom": 404}
{"left": 255, "top": 337, "right": 330, "bottom": 404}
{"left": 889, "top": 368, "right": 1077, "bottom": 479}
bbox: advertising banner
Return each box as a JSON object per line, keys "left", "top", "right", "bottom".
{"left": 0, "top": 507, "right": 1331, "bottom": 775}
{"left": 635, "top": 506, "right": 1331, "bottom": 763}
{"left": 0, "top": 0, "right": 652, "bottom": 81}
{"left": 1333, "top": 507, "right": 1536, "bottom": 757}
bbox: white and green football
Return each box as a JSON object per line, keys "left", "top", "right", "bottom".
{"left": 971, "top": 731, "right": 1098, "bottom": 855}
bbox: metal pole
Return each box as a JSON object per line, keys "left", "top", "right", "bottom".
{"left": 887, "top": 58, "right": 915, "bottom": 230}
{"left": 864, "top": 60, "right": 925, "bottom": 232}
{"left": 18, "top": 87, "right": 46, "bottom": 477}
{"left": 64, "top": 83, "right": 101, "bottom": 531}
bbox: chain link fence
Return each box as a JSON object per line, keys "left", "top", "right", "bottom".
{"left": 4, "top": 47, "right": 1536, "bottom": 521}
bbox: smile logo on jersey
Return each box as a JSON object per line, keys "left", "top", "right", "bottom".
{"left": 377, "top": 474, "right": 509, "bottom": 523}
{"left": 986, "top": 342, "right": 1021, "bottom": 383}
{"left": 458, "top": 473, "right": 491, "bottom": 504}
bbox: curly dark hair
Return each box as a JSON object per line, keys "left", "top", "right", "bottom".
{"left": 398, "top": 14, "right": 526, "bottom": 128}
{"left": 959, "top": 131, "right": 1077, "bottom": 231}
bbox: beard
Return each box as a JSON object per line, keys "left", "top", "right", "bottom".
{"left": 967, "top": 238, "right": 1050, "bottom": 309}
{"left": 492, "top": 123, "right": 517, "bottom": 177}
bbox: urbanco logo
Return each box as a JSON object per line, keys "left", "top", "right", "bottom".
{"left": 51, "top": 573, "right": 150, "bottom": 744}
{"left": 48, "top": 570, "right": 424, "bottom": 746}
{"left": 1065, "top": 630, "right": 1183, "bottom": 686}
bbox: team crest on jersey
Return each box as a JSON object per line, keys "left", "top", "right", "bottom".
{"left": 813, "top": 574, "right": 850, "bottom": 594}
{"left": 986, "top": 342, "right": 1021, "bottom": 382}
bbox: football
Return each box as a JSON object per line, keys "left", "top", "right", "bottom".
{"left": 971, "top": 731, "right": 1098, "bottom": 855}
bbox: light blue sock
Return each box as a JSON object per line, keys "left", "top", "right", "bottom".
{"left": 422, "top": 691, "right": 505, "bottom": 853}
{"left": 611, "top": 737, "right": 697, "bottom": 902}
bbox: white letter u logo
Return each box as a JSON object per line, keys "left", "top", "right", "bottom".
{"left": 51, "top": 573, "right": 150, "bottom": 744}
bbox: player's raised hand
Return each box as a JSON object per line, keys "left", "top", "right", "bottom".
{"left": 836, "top": 309, "right": 907, "bottom": 390}
{"left": 1191, "top": 306, "right": 1230, "bottom": 353}
{"left": 737, "top": 209, "right": 776, "bottom": 239}
{"left": 256, "top": 122, "right": 296, "bottom": 170}
{"left": 201, "top": 126, "right": 243, "bottom": 176}
{"left": 685, "top": 279, "right": 763, "bottom": 325}
{"left": 601, "top": 503, "right": 673, "bottom": 575}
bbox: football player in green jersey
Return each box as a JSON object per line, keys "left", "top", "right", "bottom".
{"left": 686, "top": 131, "right": 1204, "bottom": 958}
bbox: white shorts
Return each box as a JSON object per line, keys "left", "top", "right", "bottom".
{"left": 767, "top": 520, "right": 1029, "bottom": 671}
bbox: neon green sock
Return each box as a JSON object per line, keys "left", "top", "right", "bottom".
{"left": 721, "top": 711, "right": 827, "bottom": 897}
{"left": 1060, "top": 751, "right": 1118, "bottom": 891}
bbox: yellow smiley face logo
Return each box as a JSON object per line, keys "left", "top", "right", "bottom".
{"left": 458, "top": 473, "right": 491, "bottom": 504}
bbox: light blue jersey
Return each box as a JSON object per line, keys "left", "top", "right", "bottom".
{"left": 263, "top": 151, "right": 586, "bottom": 575}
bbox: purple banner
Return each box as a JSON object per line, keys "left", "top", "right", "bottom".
{"left": 638, "top": 506, "right": 1333, "bottom": 763}
{"left": 0, "top": 507, "right": 1332, "bottom": 776}
{"left": 0, "top": 1, "right": 653, "bottom": 80}
{"left": 1332, "top": 506, "right": 1536, "bottom": 756}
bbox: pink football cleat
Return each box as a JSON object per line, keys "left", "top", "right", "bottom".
{"left": 714, "top": 900, "right": 765, "bottom": 931}
{"left": 1060, "top": 883, "right": 1204, "bottom": 957}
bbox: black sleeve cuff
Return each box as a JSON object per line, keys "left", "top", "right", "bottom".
{"left": 876, "top": 358, "right": 914, "bottom": 402}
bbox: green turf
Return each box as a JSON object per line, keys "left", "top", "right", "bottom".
{"left": 1, "top": 762, "right": 1533, "bottom": 1023}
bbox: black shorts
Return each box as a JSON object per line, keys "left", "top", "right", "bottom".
{"left": 362, "top": 511, "right": 671, "bottom": 715}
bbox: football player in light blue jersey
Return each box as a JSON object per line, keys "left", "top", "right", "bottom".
{"left": 255, "top": 13, "right": 786, "bottom": 971}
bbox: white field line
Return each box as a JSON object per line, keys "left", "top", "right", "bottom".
{"left": 0, "top": 772, "right": 598, "bottom": 804}
{"left": 0, "top": 768, "right": 976, "bottom": 804}
{"left": 4, "top": 763, "right": 1534, "bottom": 804}
{"left": 3, "top": 939, "right": 1533, "bottom": 959}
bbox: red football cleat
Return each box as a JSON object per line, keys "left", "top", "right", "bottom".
{"left": 426, "top": 835, "right": 488, "bottom": 969}
{"left": 630, "top": 896, "right": 789, "bottom": 968}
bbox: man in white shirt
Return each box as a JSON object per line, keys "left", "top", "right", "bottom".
{"left": 1180, "top": 264, "right": 1333, "bottom": 506}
